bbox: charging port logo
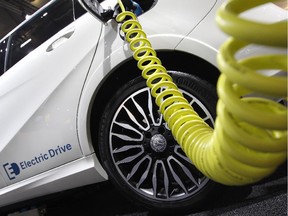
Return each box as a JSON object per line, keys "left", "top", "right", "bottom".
{"left": 3, "top": 163, "right": 21, "bottom": 180}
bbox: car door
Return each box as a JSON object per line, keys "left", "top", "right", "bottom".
{"left": 0, "top": 0, "right": 102, "bottom": 186}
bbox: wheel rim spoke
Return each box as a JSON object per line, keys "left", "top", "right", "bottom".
{"left": 148, "top": 90, "right": 162, "bottom": 126}
{"left": 115, "top": 146, "right": 144, "bottom": 165}
{"left": 109, "top": 87, "right": 214, "bottom": 201}
{"left": 123, "top": 105, "right": 149, "bottom": 131}
{"left": 128, "top": 155, "right": 152, "bottom": 188}
{"left": 112, "top": 121, "right": 143, "bottom": 141}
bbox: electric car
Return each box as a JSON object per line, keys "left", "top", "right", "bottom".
{"left": 0, "top": 0, "right": 286, "bottom": 213}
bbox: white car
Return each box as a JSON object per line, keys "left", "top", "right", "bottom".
{"left": 0, "top": 0, "right": 286, "bottom": 213}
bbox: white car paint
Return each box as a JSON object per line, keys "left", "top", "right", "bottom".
{"left": 0, "top": 3, "right": 108, "bottom": 206}
{"left": 0, "top": 14, "right": 103, "bottom": 183}
{"left": 77, "top": 0, "right": 218, "bottom": 156}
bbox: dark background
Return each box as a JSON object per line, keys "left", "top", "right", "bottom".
{"left": 0, "top": 0, "right": 50, "bottom": 38}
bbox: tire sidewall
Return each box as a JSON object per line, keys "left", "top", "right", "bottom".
{"left": 98, "top": 71, "right": 219, "bottom": 212}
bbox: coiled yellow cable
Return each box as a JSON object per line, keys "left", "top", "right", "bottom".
{"left": 116, "top": 0, "right": 287, "bottom": 185}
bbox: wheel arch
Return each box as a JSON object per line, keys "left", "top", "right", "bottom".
{"left": 89, "top": 50, "right": 220, "bottom": 161}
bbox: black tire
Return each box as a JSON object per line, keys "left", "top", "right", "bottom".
{"left": 98, "top": 71, "right": 219, "bottom": 213}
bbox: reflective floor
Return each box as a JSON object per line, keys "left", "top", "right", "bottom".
{"left": 1, "top": 163, "right": 287, "bottom": 216}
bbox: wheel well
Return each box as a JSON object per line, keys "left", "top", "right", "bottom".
{"left": 90, "top": 50, "right": 220, "bottom": 157}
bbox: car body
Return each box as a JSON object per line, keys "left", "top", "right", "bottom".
{"left": 0, "top": 0, "right": 286, "bottom": 213}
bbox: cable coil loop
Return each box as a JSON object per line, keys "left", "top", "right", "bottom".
{"left": 116, "top": 0, "right": 287, "bottom": 185}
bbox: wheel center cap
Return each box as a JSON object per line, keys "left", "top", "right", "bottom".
{"left": 150, "top": 134, "right": 167, "bottom": 152}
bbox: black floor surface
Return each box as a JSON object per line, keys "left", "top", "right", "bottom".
{"left": 1, "top": 163, "right": 287, "bottom": 216}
